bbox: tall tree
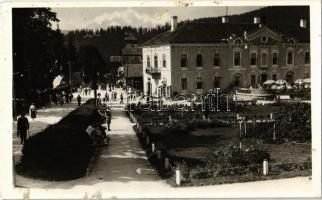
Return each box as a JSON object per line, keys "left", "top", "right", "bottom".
{"left": 13, "top": 8, "right": 64, "bottom": 96}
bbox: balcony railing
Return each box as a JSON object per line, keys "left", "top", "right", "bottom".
{"left": 145, "top": 66, "right": 152, "bottom": 74}
{"left": 145, "top": 67, "right": 161, "bottom": 79}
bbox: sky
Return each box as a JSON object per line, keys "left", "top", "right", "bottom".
{"left": 52, "top": 7, "right": 263, "bottom": 30}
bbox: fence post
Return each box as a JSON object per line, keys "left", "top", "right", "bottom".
{"left": 263, "top": 159, "right": 269, "bottom": 175}
{"left": 176, "top": 168, "right": 181, "bottom": 186}
{"left": 151, "top": 143, "right": 155, "bottom": 152}
{"left": 239, "top": 141, "right": 242, "bottom": 149}
{"left": 165, "top": 158, "right": 169, "bottom": 169}
{"left": 270, "top": 113, "right": 273, "bottom": 120}
{"left": 169, "top": 115, "right": 172, "bottom": 124}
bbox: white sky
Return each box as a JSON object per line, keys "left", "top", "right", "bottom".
{"left": 52, "top": 7, "right": 263, "bottom": 30}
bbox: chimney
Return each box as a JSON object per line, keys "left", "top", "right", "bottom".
{"left": 300, "top": 19, "right": 307, "bottom": 28}
{"left": 222, "top": 16, "right": 229, "bottom": 24}
{"left": 253, "top": 17, "right": 260, "bottom": 24}
{"left": 171, "top": 16, "right": 178, "bottom": 32}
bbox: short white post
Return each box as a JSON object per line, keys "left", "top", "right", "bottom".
{"left": 165, "top": 158, "right": 169, "bottom": 169}
{"left": 239, "top": 122, "right": 242, "bottom": 138}
{"left": 263, "top": 159, "right": 269, "bottom": 175}
{"left": 239, "top": 141, "right": 242, "bottom": 149}
{"left": 169, "top": 115, "right": 172, "bottom": 124}
{"left": 146, "top": 136, "right": 150, "bottom": 145}
{"left": 237, "top": 113, "right": 240, "bottom": 120}
{"left": 244, "top": 120, "right": 247, "bottom": 136}
{"left": 176, "top": 169, "right": 181, "bottom": 186}
{"left": 273, "top": 123, "right": 276, "bottom": 141}
{"left": 151, "top": 143, "right": 155, "bottom": 152}
{"left": 157, "top": 150, "right": 162, "bottom": 159}
{"left": 270, "top": 113, "right": 273, "bottom": 120}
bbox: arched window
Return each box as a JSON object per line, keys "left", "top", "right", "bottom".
{"left": 234, "top": 51, "right": 241, "bottom": 66}
{"left": 181, "top": 53, "right": 187, "bottom": 67}
{"left": 196, "top": 77, "right": 203, "bottom": 89}
{"left": 146, "top": 55, "right": 150, "bottom": 67}
{"left": 234, "top": 38, "right": 243, "bottom": 45}
{"left": 196, "top": 53, "right": 203, "bottom": 67}
{"left": 287, "top": 49, "right": 294, "bottom": 66}
{"left": 154, "top": 54, "right": 158, "bottom": 68}
{"left": 213, "top": 52, "right": 220, "bottom": 66}
{"left": 251, "top": 75, "right": 256, "bottom": 87}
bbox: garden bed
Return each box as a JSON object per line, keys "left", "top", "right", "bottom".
{"left": 130, "top": 102, "right": 311, "bottom": 187}
{"left": 16, "top": 99, "right": 103, "bottom": 180}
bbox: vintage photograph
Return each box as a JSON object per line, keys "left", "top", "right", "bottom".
{"left": 5, "top": 3, "right": 320, "bottom": 198}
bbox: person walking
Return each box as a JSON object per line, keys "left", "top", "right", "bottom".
{"left": 77, "top": 94, "right": 82, "bottom": 106}
{"left": 29, "top": 103, "right": 36, "bottom": 120}
{"left": 17, "top": 113, "right": 29, "bottom": 144}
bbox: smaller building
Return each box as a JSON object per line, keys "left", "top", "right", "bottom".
{"left": 122, "top": 34, "right": 143, "bottom": 91}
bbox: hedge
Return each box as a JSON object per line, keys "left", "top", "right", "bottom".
{"left": 16, "top": 99, "right": 103, "bottom": 180}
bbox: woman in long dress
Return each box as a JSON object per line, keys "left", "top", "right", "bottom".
{"left": 29, "top": 103, "right": 36, "bottom": 120}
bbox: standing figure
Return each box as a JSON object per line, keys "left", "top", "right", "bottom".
{"left": 60, "top": 94, "right": 64, "bottom": 106}
{"left": 65, "top": 92, "right": 69, "bottom": 103}
{"left": 52, "top": 93, "right": 57, "bottom": 105}
{"left": 114, "top": 92, "right": 117, "bottom": 101}
{"left": 105, "top": 92, "right": 109, "bottom": 101}
{"left": 69, "top": 92, "right": 73, "bottom": 103}
{"left": 17, "top": 113, "right": 29, "bottom": 144}
{"left": 77, "top": 94, "right": 81, "bottom": 106}
{"left": 29, "top": 103, "right": 36, "bottom": 120}
{"left": 120, "top": 93, "right": 124, "bottom": 104}
{"left": 105, "top": 108, "right": 112, "bottom": 131}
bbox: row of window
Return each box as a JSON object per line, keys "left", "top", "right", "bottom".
{"left": 146, "top": 54, "right": 167, "bottom": 68}
{"left": 178, "top": 50, "right": 310, "bottom": 68}
{"left": 180, "top": 77, "right": 208, "bottom": 90}
{"left": 146, "top": 50, "right": 310, "bottom": 70}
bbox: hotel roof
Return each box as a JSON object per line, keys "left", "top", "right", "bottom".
{"left": 142, "top": 22, "right": 310, "bottom": 46}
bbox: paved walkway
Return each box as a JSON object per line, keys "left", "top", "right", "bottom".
{"left": 13, "top": 94, "right": 89, "bottom": 164}
{"left": 13, "top": 88, "right": 314, "bottom": 198}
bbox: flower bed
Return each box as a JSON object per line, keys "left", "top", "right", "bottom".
{"left": 16, "top": 99, "right": 103, "bottom": 180}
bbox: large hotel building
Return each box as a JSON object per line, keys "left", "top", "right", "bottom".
{"left": 141, "top": 14, "right": 310, "bottom": 97}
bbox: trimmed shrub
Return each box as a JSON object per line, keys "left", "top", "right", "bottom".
{"left": 16, "top": 100, "right": 102, "bottom": 180}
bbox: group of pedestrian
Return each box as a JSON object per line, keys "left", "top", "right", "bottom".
{"left": 82, "top": 87, "right": 92, "bottom": 97}
{"left": 52, "top": 91, "right": 73, "bottom": 106}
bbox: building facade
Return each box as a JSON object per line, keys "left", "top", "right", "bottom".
{"left": 142, "top": 16, "right": 310, "bottom": 97}
{"left": 122, "top": 34, "right": 143, "bottom": 90}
